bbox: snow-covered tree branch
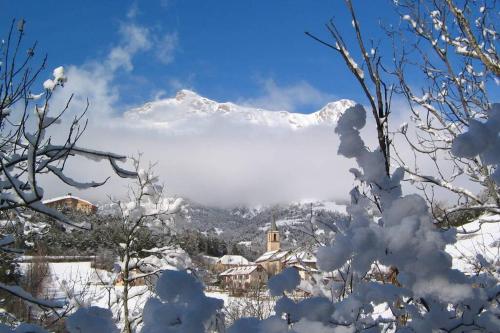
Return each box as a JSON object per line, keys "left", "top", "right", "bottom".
{"left": 391, "top": 0, "right": 499, "bottom": 221}
{"left": 0, "top": 19, "right": 136, "bottom": 321}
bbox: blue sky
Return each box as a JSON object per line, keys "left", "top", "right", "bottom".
{"left": 1, "top": 0, "right": 398, "bottom": 114}
{"left": 1, "top": 1, "right": 497, "bottom": 205}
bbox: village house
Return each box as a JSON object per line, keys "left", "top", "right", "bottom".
{"left": 213, "top": 254, "right": 250, "bottom": 273}
{"left": 219, "top": 264, "right": 267, "bottom": 292}
{"left": 255, "top": 249, "right": 289, "bottom": 276}
{"left": 283, "top": 250, "right": 318, "bottom": 280}
{"left": 43, "top": 193, "right": 97, "bottom": 214}
{"left": 284, "top": 250, "right": 317, "bottom": 268}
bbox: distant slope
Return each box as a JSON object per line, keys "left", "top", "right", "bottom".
{"left": 174, "top": 199, "right": 349, "bottom": 252}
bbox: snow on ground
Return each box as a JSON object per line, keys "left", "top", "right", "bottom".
{"left": 260, "top": 219, "right": 305, "bottom": 231}
{"left": 205, "top": 291, "right": 230, "bottom": 305}
{"left": 276, "top": 219, "right": 304, "bottom": 227}
{"left": 18, "top": 260, "right": 271, "bottom": 321}
{"left": 445, "top": 214, "right": 500, "bottom": 274}
{"left": 19, "top": 261, "right": 95, "bottom": 302}
{"left": 18, "top": 260, "right": 156, "bottom": 331}
{"left": 314, "top": 201, "right": 347, "bottom": 215}
{"left": 296, "top": 200, "right": 348, "bottom": 215}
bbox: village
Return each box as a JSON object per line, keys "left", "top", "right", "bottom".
{"left": 23, "top": 194, "right": 322, "bottom": 300}
{"left": 207, "top": 218, "right": 319, "bottom": 296}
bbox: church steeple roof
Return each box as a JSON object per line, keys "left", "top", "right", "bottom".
{"left": 266, "top": 213, "right": 280, "bottom": 252}
{"left": 270, "top": 214, "right": 278, "bottom": 231}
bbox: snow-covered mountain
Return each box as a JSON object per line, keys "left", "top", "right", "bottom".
{"left": 124, "top": 89, "right": 355, "bottom": 130}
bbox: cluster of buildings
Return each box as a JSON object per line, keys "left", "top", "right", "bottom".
{"left": 215, "top": 219, "right": 318, "bottom": 293}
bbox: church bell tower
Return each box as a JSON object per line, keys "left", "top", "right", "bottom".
{"left": 266, "top": 216, "right": 280, "bottom": 252}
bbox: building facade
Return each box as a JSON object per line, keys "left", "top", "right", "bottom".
{"left": 220, "top": 265, "right": 268, "bottom": 292}
{"left": 43, "top": 194, "right": 97, "bottom": 214}
{"left": 213, "top": 254, "right": 250, "bottom": 273}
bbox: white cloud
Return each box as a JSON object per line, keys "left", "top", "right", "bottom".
{"left": 107, "top": 23, "right": 152, "bottom": 71}
{"left": 49, "top": 17, "right": 178, "bottom": 120}
{"left": 155, "top": 33, "right": 178, "bottom": 64}
{"left": 127, "top": 2, "right": 139, "bottom": 19}
{"left": 62, "top": 115, "right": 363, "bottom": 207}
{"left": 241, "top": 79, "right": 335, "bottom": 112}
{"left": 47, "top": 63, "right": 116, "bottom": 122}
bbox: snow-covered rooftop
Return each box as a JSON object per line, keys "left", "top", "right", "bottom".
{"left": 216, "top": 255, "right": 250, "bottom": 265}
{"left": 290, "top": 263, "right": 319, "bottom": 272}
{"left": 42, "top": 194, "right": 96, "bottom": 207}
{"left": 284, "top": 250, "right": 317, "bottom": 264}
{"left": 255, "top": 250, "right": 289, "bottom": 263}
{"left": 220, "top": 265, "right": 260, "bottom": 276}
{"left": 201, "top": 255, "right": 219, "bottom": 264}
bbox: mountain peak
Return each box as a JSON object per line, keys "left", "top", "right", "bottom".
{"left": 315, "top": 99, "right": 356, "bottom": 123}
{"left": 175, "top": 89, "right": 200, "bottom": 101}
{"left": 125, "top": 90, "right": 356, "bottom": 130}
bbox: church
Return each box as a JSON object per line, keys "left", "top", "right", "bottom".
{"left": 255, "top": 219, "right": 290, "bottom": 276}
{"left": 217, "top": 218, "right": 319, "bottom": 292}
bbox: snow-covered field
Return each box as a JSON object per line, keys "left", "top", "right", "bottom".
{"left": 446, "top": 214, "right": 500, "bottom": 275}
{"left": 19, "top": 261, "right": 96, "bottom": 302}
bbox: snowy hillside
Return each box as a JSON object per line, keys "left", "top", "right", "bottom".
{"left": 174, "top": 199, "right": 349, "bottom": 251}
{"left": 124, "top": 89, "right": 355, "bottom": 130}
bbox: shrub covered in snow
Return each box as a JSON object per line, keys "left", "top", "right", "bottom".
{"left": 452, "top": 104, "right": 500, "bottom": 185}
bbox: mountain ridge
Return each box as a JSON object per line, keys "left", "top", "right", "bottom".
{"left": 124, "top": 89, "right": 356, "bottom": 130}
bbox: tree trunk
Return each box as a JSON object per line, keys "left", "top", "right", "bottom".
{"left": 123, "top": 250, "right": 131, "bottom": 333}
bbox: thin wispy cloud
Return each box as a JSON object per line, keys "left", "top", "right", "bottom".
{"left": 241, "top": 78, "right": 335, "bottom": 112}
{"left": 108, "top": 23, "right": 152, "bottom": 72}
{"left": 126, "top": 1, "right": 140, "bottom": 19}
{"left": 155, "top": 32, "right": 178, "bottom": 65}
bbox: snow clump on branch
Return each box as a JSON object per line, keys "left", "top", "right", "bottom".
{"left": 42, "top": 66, "right": 67, "bottom": 91}
{"left": 452, "top": 103, "right": 500, "bottom": 185}
{"left": 267, "top": 267, "right": 301, "bottom": 296}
